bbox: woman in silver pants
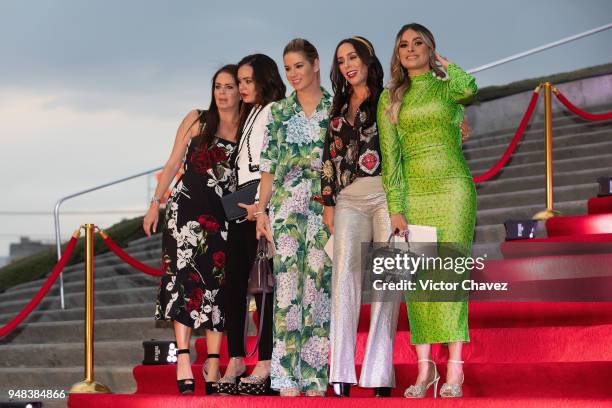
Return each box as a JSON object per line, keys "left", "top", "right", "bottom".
{"left": 322, "top": 36, "right": 400, "bottom": 397}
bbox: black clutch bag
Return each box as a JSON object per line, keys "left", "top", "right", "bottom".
{"left": 504, "top": 219, "right": 539, "bottom": 240}
{"left": 597, "top": 176, "right": 612, "bottom": 197}
{"left": 142, "top": 339, "right": 178, "bottom": 365}
{"left": 221, "top": 180, "right": 259, "bottom": 221}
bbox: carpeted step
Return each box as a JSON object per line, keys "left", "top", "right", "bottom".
{"left": 130, "top": 361, "right": 612, "bottom": 399}
{"left": 68, "top": 393, "right": 612, "bottom": 408}
{"left": 355, "top": 302, "right": 612, "bottom": 332}
{"left": 184, "top": 324, "right": 612, "bottom": 367}
{"left": 546, "top": 213, "right": 612, "bottom": 236}
{"left": 588, "top": 195, "right": 612, "bottom": 214}
{"left": 500, "top": 233, "right": 612, "bottom": 258}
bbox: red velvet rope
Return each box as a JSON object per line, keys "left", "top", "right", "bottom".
{"left": 0, "top": 235, "right": 78, "bottom": 337}
{"left": 554, "top": 89, "right": 612, "bottom": 121}
{"left": 101, "top": 233, "right": 164, "bottom": 277}
{"left": 473, "top": 90, "right": 541, "bottom": 183}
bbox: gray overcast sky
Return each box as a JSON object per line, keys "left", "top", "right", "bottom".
{"left": 1, "top": 0, "right": 611, "bottom": 257}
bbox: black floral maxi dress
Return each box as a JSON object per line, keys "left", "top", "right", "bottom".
{"left": 155, "top": 133, "right": 236, "bottom": 331}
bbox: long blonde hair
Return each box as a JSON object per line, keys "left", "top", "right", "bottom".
{"left": 386, "top": 23, "right": 445, "bottom": 124}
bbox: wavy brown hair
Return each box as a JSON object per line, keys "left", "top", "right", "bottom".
{"left": 386, "top": 23, "right": 445, "bottom": 124}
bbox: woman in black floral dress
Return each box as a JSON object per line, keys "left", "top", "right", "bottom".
{"left": 143, "top": 64, "right": 241, "bottom": 395}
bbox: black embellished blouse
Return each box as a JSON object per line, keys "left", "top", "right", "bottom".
{"left": 321, "top": 102, "right": 382, "bottom": 206}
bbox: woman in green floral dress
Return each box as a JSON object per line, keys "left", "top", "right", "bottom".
{"left": 377, "top": 24, "right": 477, "bottom": 398}
{"left": 255, "top": 38, "right": 332, "bottom": 397}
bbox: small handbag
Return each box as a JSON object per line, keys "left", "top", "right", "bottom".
{"left": 372, "top": 232, "right": 420, "bottom": 283}
{"left": 243, "top": 237, "right": 275, "bottom": 357}
{"left": 221, "top": 179, "right": 259, "bottom": 221}
{"left": 142, "top": 339, "right": 178, "bottom": 365}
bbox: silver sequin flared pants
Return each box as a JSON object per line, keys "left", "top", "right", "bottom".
{"left": 329, "top": 189, "right": 400, "bottom": 387}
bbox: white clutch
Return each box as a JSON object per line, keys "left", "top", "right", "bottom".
{"left": 393, "top": 225, "right": 438, "bottom": 257}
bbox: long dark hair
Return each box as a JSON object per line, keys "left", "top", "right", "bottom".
{"left": 237, "top": 54, "right": 286, "bottom": 135}
{"left": 330, "top": 36, "right": 383, "bottom": 128}
{"left": 197, "top": 64, "right": 239, "bottom": 147}
{"left": 238, "top": 54, "right": 286, "bottom": 106}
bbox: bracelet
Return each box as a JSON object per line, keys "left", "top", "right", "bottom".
{"left": 150, "top": 196, "right": 161, "bottom": 205}
{"left": 254, "top": 211, "right": 264, "bottom": 217}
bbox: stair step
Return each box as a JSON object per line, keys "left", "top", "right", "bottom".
{"left": 0, "top": 365, "right": 135, "bottom": 395}
{"left": 469, "top": 140, "right": 612, "bottom": 172}
{"left": 467, "top": 104, "right": 612, "bottom": 141}
{"left": 464, "top": 127, "right": 612, "bottom": 161}
{"left": 589, "top": 196, "right": 612, "bottom": 214}
{"left": 464, "top": 119, "right": 612, "bottom": 149}
{"left": 0, "top": 317, "right": 175, "bottom": 344}
{"left": 0, "top": 340, "right": 146, "bottom": 368}
{"left": 475, "top": 200, "right": 585, "bottom": 230}
{"left": 11, "top": 258, "right": 159, "bottom": 293}
{"left": 130, "top": 361, "right": 612, "bottom": 398}
{"left": 68, "top": 393, "right": 612, "bottom": 408}
{"left": 477, "top": 183, "right": 598, "bottom": 210}
{"left": 501, "top": 234, "right": 612, "bottom": 259}
{"left": 475, "top": 166, "right": 612, "bottom": 196}
{"left": 0, "top": 273, "right": 158, "bottom": 303}
{"left": 0, "top": 286, "right": 157, "bottom": 315}
{"left": 0, "top": 301, "right": 154, "bottom": 325}
{"left": 472, "top": 153, "right": 611, "bottom": 181}
{"left": 547, "top": 213, "right": 612, "bottom": 236}
{"left": 357, "top": 302, "right": 612, "bottom": 332}
{"left": 188, "top": 325, "right": 612, "bottom": 365}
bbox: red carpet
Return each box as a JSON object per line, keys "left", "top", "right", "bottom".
{"left": 69, "top": 205, "right": 612, "bottom": 406}
{"left": 112, "top": 300, "right": 611, "bottom": 405}
{"left": 67, "top": 299, "right": 612, "bottom": 406}
{"left": 69, "top": 394, "right": 612, "bottom": 408}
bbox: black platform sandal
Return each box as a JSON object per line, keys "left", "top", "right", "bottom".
{"left": 217, "top": 357, "right": 246, "bottom": 396}
{"left": 203, "top": 353, "right": 220, "bottom": 395}
{"left": 176, "top": 348, "right": 195, "bottom": 395}
{"left": 238, "top": 374, "right": 271, "bottom": 396}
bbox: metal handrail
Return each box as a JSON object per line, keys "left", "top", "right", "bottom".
{"left": 53, "top": 166, "right": 162, "bottom": 309}
{"left": 51, "top": 22, "right": 612, "bottom": 309}
{"left": 467, "top": 22, "right": 612, "bottom": 74}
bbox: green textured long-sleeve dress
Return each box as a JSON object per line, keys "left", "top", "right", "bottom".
{"left": 377, "top": 64, "right": 477, "bottom": 344}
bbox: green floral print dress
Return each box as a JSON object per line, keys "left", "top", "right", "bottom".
{"left": 260, "top": 89, "right": 333, "bottom": 392}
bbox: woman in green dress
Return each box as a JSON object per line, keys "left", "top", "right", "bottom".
{"left": 377, "top": 23, "right": 477, "bottom": 398}
{"left": 255, "top": 38, "right": 332, "bottom": 397}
